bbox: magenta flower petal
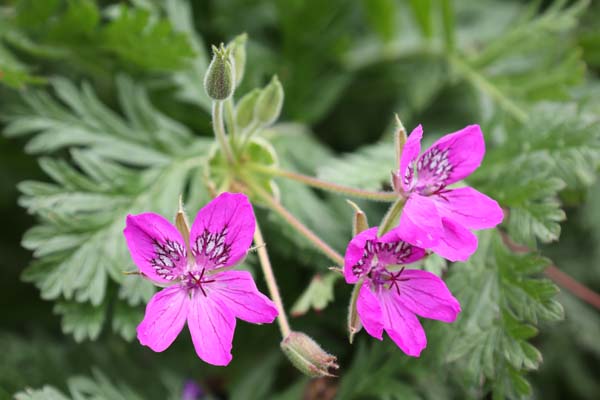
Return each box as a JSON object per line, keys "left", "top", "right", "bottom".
{"left": 125, "top": 193, "right": 277, "bottom": 366}
{"left": 357, "top": 283, "right": 384, "bottom": 340}
{"left": 395, "top": 269, "right": 461, "bottom": 322}
{"left": 398, "top": 124, "right": 423, "bottom": 192}
{"left": 137, "top": 286, "right": 189, "bottom": 352}
{"left": 430, "top": 218, "right": 478, "bottom": 262}
{"left": 434, "top": 187, "right": 504, "bottom": 230}
{"left": 344, "top": 227, "right": 379, "bottom": 283}
{"left": 397, "top": 195, "right": 443, "bottom": 248}
{"left": 190, "top": 193, "right": 255, "bottom": 270}
{"left": 124, "top": 213, "right": 187, "bottom": 283}
{"left": 379, "top": 291, "right": 427, "bottom": 357}
{"left": 209, "top": 270, "right": 278, "bottom": 324}
{"left": 187, "top": 295, "right": 236, "bottom": 366}
{"left": 417, "top": 125, "right": 484, "bottom": 188}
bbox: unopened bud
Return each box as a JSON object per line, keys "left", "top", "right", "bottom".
{"left": 347, "top": 200, "right": 369, "bottom": 236}
{"left": 255, "top": 75, "right": 284, "bottom": 127}
{"left": 204, "top": 44, "right": 235, "bottom": 100}
{"left": 227, "top": 33, "right": 247, "bottom": 87}
{"left": 391, "top": 115, "right": 407, "bottom": 192}
{"left": 235, "top": 88, "right": 260, "bottom": 130}
{"left": 394, "top": 114, "right": 407, "bottom": 164}
{"left": 281, "top": 331, "right": 339, "bottom": 378}
{"left": 175, "top": 196, "right": 194, "bottom": 263}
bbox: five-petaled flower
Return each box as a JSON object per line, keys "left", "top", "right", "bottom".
{"left": 124, "top": 192, "right": 278, "bottom": 366}
{"left": 344, "top": 226, "right": 461, "bottom": 357}
{"left": 393, "top": 124, "right": 504, "bottom": 261}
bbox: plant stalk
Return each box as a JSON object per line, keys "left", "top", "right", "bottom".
{"left": 212, "top": 101, "right": 235, "bottom": 164}
{"left": 378, "top": 197, "right": 407, "bottom": 236}
{"left": 250, "top": 164, "right": 398, "bottom": 202}
{"left": 249, "top": 180, "right": 344, "bottom": 266}
{"left": 254, "top": 222, "right": 291, "bottom": 338}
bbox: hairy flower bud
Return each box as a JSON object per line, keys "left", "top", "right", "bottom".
{"left": 392, "top": 115, "right": 407, "bottom": 191}
{"left": 235, "top": 88, "right": 260, "bottom": 130}
{"left": 347, "top": 200, "right": 369, "bottom": 237}
{"left": 255, "top": 75, "right": 284, "bottom": 127}
{"left": 227, "top": 33, "right": 247, "bottom": 88}
{"left": 204, "top": 44, "right": 235, "bottom": 100}
{"left": 281, "top": 331, "right": 339, "bottom": 378}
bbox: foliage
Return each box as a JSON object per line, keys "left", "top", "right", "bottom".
{"left": 1, "top": 0, "right": 599, "bottom": 399}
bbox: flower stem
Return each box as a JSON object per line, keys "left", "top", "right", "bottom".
{"left": 378, "top": 197, "right": 407, "bottom": 236}
{"left": 254, "top": 221, "right": 291, "bottom": 338}
{"left": 249, "top": 180, "right": 344, "bottom": 266}
{"left": 225, "top": 98, "right": 237, "bottom": 143}
{"left": 212, "top": 101, "right": 235, "bottom": 164}
{"left": 250, "top": 164, "right": 398, "bottom": 202}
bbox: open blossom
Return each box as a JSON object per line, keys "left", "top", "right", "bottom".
{"left": 345, "top": 227, "right": 460, "bottom": 357}
{"left": 393, "top": 124, "right": 504, "bottom": 261}
{"left": 123, "top": 193, "right": 278, "bottom": 366}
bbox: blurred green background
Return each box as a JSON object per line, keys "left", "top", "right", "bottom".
{"left": 1, "top": 0, "right": 599, "bottom": 399}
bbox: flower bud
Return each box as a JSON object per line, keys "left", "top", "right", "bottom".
{"left": 204, "top": 44, "right": 235, "bottom": 100}
{"left": 227, "top": 33, "right": 247, "bottom": 87}
{"left": 281, "top": 331, "right": 339, "bottom": 378}
{"left": 392, "top": 114, "right": 407, "bottom": 192}
{"left": 255, "top": 75, "right": 284, "bottom": 127}
{"left": 346, "top": 200, "right": 369, "bottom": 237}
{"left": 235, "top": 88, "right": 260, "bottom": 131}
{"left": 394, "top": 114, "right": 407, "bottom": 164}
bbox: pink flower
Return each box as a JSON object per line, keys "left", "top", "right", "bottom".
{"left": 344, "top": 227, "right": 460, "bottom": 357}
{"left": 394, "top": 124, "right": 504, "bottom": 261}
{"left": 123, "top": 193, "right": 278, "bottom": 366}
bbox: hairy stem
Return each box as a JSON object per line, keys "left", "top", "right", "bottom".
{"left": 249, "top": 181, "right": 344, "bottom": 266}
{"left": 378, "top": 197, "right": 407, "bottom": 236}
{"left": 212, "top": 101, "right": 235, "bottom": 164}
{"left": 254, "top": 222, "right": 291, "bottom": 337}
{"left": 250, "top": 164, "right": 398, "bottom": 202}
{"left": 224, "top": 98, "right": 237, "bottom": 143}
{"left": 501, "top": 230, "right": 600, "bottom": 311}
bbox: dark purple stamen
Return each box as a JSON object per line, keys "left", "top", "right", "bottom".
{"left": 188, "top": 269, "right": 215, "bottom": 297}
{"left": 387, "top": 267, "right": 409, "bottom": 294}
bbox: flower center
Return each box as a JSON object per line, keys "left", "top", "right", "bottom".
{"left": 369, "top": 266, "right": 409, "bottom": 294}
{"left": 185, "top": 268, "right": 215, "bottom": 297}
{"left": 405, "top": 145, "right": 454, "bottom": 195}
{"left": 351, "top": 239, "right": 414, "bottom": 279}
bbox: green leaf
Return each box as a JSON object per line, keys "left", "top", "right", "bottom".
{"left": 453, "top": 0, "right": 587, "bottom": 120}
{"left": 443, "top": 230, "right": 563, "bottom": 398}
{"left": 162, "top": 0, "right": 212, "bottom": 111}
{"left": 361, "top": 0, "right": 399, "bottom": 43}
{"left": 4, "top": 76, "right": 199, "bottom": 166}
{"left": 290, "top": 273, "right": 338, "bottom": 316}
{"left": 54, "top": 301, "right": 106, "bottom": 342}
{"left": 5, "top": 77, "right": 211, "bottom": 341}
{"left": 15, "top": 386, "right": 69, "bottom": 400}
{"left": 112, "top": 301, "right": 144, "bottom": 342}
{"left": 100, "top": 5, "right": 195, "bottom": 71}
{"left": 318, "top": 139, "right": 395, "bottom": 190}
